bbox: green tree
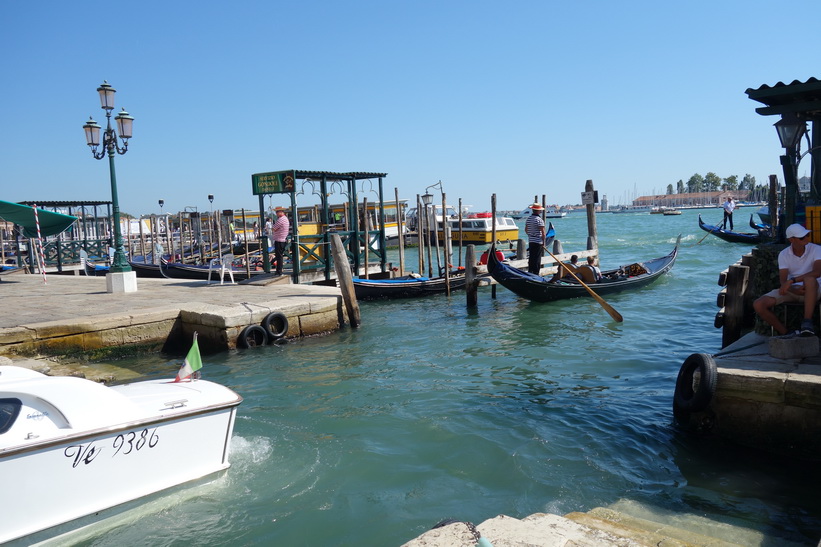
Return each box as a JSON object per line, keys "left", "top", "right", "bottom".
{"left": 666, "top": 183, "right": 674, "bottom": 194}
{"left": 704, "top": 172, "right": 722, "bottom": 192}
{"left": 723, "top": 175, "right": 738, "bottom": 191}
{"left": 676, "top": 179, "right": 684, "bottom": 194}
{"left": 740, "top": 173, "right": 756, "bottom": 191}
{"left": 686, "top": 173, "right": 704, "bottom": 193}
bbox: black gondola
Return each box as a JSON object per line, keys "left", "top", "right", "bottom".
{"left": 486, "top": 236, "right": 680, "bottom": 303}
{"left": 352, "top": 223, "right": 557, "bottom": 300}
{"left": 129, "top": 259, "right": 169, "bottom": 278}
{"left": 698, "top": 214, "right": 769, "bottom": 244}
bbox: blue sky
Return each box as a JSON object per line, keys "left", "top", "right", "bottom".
{"left": 1, "top": 1, "right": 817, "bottom": 216}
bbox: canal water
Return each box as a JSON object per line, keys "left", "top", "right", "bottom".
{"left": 70, "top": 208, "right": 820, "bottom": 546}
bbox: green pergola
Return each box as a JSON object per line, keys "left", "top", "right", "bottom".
{"left": 747, "top": 77, "right": 821, "bottom": 225}
{"left": 251, "top": 170, "right": 389, "bottom": 283}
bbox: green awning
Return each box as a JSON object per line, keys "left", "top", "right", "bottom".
{"left": 0, "top": 200, "right": 78, "bottom": 238}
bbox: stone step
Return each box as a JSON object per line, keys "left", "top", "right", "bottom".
{"left": 566, "top": 508, "right": 740, "bottom": 547}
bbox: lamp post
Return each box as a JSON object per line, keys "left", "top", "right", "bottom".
{"left": 774, "top": 113, "right": 808, "bottom": 228}
{"left": 83, "top": 81, "right": 134, "bottom": 291}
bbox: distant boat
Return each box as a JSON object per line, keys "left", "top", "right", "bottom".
{"left": 611, "top": 205, "right": 652, "bottom": 214}
{"left": 512, "top": 207, "right": 565, "bottom": 219}
{"left": 662, "top": 208, "right": 682, "bottom": 216}
{"left": 439, "top": 215, "right": 519, "bottom": 244}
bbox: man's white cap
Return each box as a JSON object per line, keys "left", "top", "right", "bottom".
{"left": 785, "top": 223, "right": 811, "bottom": 239}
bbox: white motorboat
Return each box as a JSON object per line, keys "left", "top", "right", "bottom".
{"left": 0, "top": 364, "right": 242, "bottom": 544}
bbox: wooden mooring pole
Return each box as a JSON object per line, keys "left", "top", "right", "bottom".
{"left": 395, "top": 188, "right": 405, "bottom": 276}
{"left": 465, "top": 244, "right": 478, "bottom": 307}
{"left": 330, "top": 233, "right": 361, "bottom": 328}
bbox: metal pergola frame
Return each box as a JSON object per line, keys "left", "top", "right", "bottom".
{"left": 251, "top": 170, "right": 388, "bottom": 283}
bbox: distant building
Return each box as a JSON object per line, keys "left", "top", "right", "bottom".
{"left": 632, "top": 191, "right": 752, "bottom": 208}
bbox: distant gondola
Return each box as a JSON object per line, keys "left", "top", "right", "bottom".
{"left": 698, "top": 214, "right": 769, "bottom": 244}
{"left": 352, "top": 272, "right": 471, "bottom": 299}
{"left": 354, "top": 223, "right": 556, "bottom": 300}
{"left": 164, "top": 261, "right": 266, "bottom": 282}
{"left": 486, "top": 235, "right": 680, "bottom": 303}
{"left": 129, "top": 258, "right": 169, "bottom": 278}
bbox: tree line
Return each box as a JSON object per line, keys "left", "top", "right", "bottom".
{"left": 664, "top": 173, "right": 770, "bottom": 202}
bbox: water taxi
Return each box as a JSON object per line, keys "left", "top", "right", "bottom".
{"left": 439, "top": 214, "right": 519, "bottom": 244}
{"left": 0, "top": 365, "right": 242, "bottom": 544}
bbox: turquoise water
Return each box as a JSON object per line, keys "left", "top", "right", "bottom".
{"left": 73, "top": 209, "right": 821, "bottom": 546}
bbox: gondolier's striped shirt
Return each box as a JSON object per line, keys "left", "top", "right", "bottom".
{"left": 525, "top": 213, "right": 545, "bottom": 244}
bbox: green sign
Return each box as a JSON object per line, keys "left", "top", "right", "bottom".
{"left": 252, "top": 170, "right": 295, "bottom": 195}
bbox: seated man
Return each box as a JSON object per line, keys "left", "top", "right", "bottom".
{"left": 753, "top": 224, "right": 821, "bottom": 336}
{"left": 582, "top": 256, "right": 602, "bottom": 282}
{"left": 549, "top": 255, "right": 579, "bottom": 282}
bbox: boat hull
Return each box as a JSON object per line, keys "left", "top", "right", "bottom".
{"left": 487, "top": 237, "right": 679, "bottom": 303}
{"left": 0, "top": 369, "right": 241, "bottom": 544}
{"left": 697, "top": 214, "right": 766, "bottom": 244}
{"left": 352, "top": 274, "right": 469, "bottom": 299}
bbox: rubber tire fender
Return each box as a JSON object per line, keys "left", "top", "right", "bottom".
{"left": 261, "top": 312, "right": 289, "bottom": 341}
{"left": 237, "top": 324, "right": 268, "bottom": 348}
{"left": 673, "top": 353, "right": 718, "bottom": 413}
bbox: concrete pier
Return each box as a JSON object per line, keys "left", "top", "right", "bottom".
{"left": 0, "top": 272, "right": 346, "bottom": 357}
{"left": 675, "top": 331, "right": 821, "bottom": 460}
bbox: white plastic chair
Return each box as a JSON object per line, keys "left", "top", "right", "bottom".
{"left": 208, "top": 253, "right": 235, "bottom": 285}
{"left": 79, "top": 249, "right": 89, "bottom": 276}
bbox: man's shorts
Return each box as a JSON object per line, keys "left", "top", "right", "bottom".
{"left": 761, "top": 284, "right": 820, "bottom": 305}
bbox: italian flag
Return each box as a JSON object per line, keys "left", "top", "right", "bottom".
{"left": 174, "top": 333, "right": 203, "bottom": 382}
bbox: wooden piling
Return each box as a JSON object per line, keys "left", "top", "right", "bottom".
{"left": 768, "top": 174, "right": 779, "bottom": 239}
{"left": 465, "top": 244, "right": 478, "bottom": 307}
{"left": 330, "top": 233, "right": 360, "bottom": 328}
{"left": 441, "top": 193, "right": 450, "bottom": 295}
{"left": 585, "top": 180, "right": 598, "bottom": 253}
{"left": 395, "top": 188, "right": 405, "bottom": 276}
{"left": 720, "top": 262, "right": 750, "bottom": 348}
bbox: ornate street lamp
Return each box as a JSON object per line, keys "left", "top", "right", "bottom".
{"left": 774, "top": 112, "right": 806, "bottom": 151}
{"left": 82, "top": 81, "right": 134, "bottom": 280}
{"left": 773, "top": 113, "right": 808, "bottom": 228}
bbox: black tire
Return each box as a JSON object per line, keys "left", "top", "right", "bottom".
{"left": 261, "top": 312, "right": 289, "bottom": 341}
{"left": 237, "top": 324, "right": 268, "bottom": 348}
{"left": 673, "top": 353, "right": 718, "bottom": 413}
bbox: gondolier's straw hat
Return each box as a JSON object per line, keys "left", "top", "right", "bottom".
{"left": 530, "top": 203, "right": 544, "bottom": 210}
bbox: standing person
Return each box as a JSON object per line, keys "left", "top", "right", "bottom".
{"left": 272, "top": 206, "right": 290, "bottom": 276}
{"left": 525, "top": 203, "right": 545, "bottom": 274}
{"left": 722, "top": 196, "right": 735, "bottom": 230}
{"left": 753, "top": 224, "right": 821, "bottom": 336}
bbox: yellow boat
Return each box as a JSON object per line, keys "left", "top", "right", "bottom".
{"left": 437, "top": 214, "right": 519, "bottom": 244}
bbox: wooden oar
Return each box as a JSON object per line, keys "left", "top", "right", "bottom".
{"left": 544, "top": 248, "right": 623, "bottom": 322}
{"left": 696, "top": 223, "right": 719, "bottom": 245}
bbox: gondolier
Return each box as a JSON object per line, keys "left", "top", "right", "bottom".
{"left": 525, "top": 203, "right": 545, "bottom": 274}
{"left": 722, "top": 196, "right": 735, "bottom": 230}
